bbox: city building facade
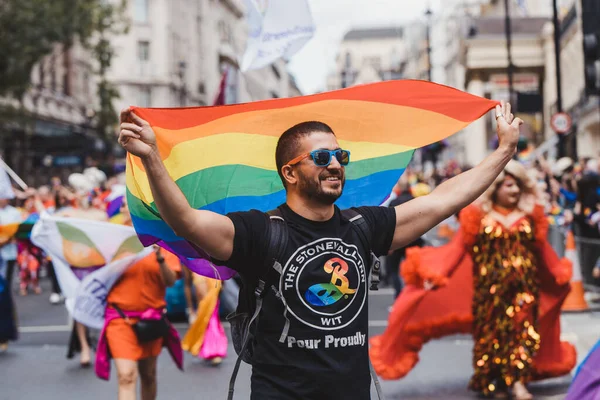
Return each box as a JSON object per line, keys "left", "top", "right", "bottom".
{"left": 2, "top": 0, "right": 300, "bottom": 185}
{"left": 326, "top": 27, "right": 409, "bottom": 91}
{"left": 0, "top": 41, "right": 100, "bottom": 186}
{"left": 458, "top": 0, "right": 599, "bottom": 165}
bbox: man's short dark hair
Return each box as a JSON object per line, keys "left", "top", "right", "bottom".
{"left": 275, "top": 121, "right": 335, "bottom": 187}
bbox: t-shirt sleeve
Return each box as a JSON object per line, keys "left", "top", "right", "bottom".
{"left": 216, "top": 209, "right": 270, "bottom": 278}
{"left": 353, "top": 206, "right": 397, "bottom": 257}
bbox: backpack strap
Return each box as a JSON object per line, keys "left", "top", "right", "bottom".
{"left": 227, "top": 209, "right": 288, "bottom": 400}
{"left": 265, "top": 209, "right": 292, "bottom": 343}
{"left": 369, "top": 358, "right": 385, "bottom": 400}
{"left": 341, "top": 209, "right": 382, "bottom": 291}
{"left": 341, "top": 209, "right": 385, "bottom": 400}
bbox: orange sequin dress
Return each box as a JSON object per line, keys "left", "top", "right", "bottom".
{"left": 469, "top": 211, "right": 541, "bottom": 394}
{"left": 369, "top": 203, "right": 576, "bottom": 387}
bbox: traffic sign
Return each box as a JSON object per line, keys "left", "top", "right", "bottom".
{"left": 551, "top": 112, "right": 572, "bottom": 134}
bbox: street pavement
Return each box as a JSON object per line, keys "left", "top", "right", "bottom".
{"left": 2, "top": 279, "right": 600, "bottom": 400}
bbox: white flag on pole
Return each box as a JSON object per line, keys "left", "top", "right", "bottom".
{"left": 240, "top": 0, "right": 315, "bottom": 72}
{"left": 31, "top": 213, "right": 152, "bottom": 328}
{"left": 0, "top": 161, "right": 15, "bottom": 200}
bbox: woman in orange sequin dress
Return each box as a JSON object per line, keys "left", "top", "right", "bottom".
{"left": 468, "top": 160, "right": 544, "bottom": 398}
{"left": 370, "top": 160, "right": 575, "bottom": 399}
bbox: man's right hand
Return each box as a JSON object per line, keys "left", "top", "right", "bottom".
{"left": 118, "top": 108, "right": 157, "bottom": 158}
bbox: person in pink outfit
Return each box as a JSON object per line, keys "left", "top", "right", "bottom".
{"left": 17, "top": 244, "right": 41, "bottom": 295}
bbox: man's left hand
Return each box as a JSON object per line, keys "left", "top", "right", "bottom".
{"left": 495, "top": 100, "right": 523, "bottom": 152}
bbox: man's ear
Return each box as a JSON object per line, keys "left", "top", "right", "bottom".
{"left": 282, "top": 165, "right": 297, "bottom": 186}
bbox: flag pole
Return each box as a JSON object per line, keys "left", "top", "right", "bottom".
{"left": 0, "top": 158, "right": 28, "bottom": 190}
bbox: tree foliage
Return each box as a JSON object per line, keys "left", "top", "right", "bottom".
{"left": 0, "top": 0, "right": 127, "bottom": 100}
{"left": 0, "top": 0, "right": 128, "bottom": 140}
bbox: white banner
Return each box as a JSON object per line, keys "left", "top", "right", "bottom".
{"left": 31, "top": 213, "right": 151, "bottom": 328}
{"left": 240, "top": 0, "right": 315, "bottom": 72}
{"left": 0, "top": 162, "right": 14, "bottom": 200}
{"left": 69, "top": 250, "right": 151, "bottom": 329}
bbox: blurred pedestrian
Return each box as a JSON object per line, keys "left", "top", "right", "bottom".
{"left": 16, "top": 243, "right": 41, "bottom": 295}
{"left": 95, "top": 200, "right": 183, "bottom": 399}
{"left": 182, "top": 270, "right": 228, "bottom": 365}
{"left": 0, "top": 197, "right": 21, "bottom": 352}
{"left": 0, "top": 271, "right": 17, "bottom": 353}
{"left": 56, "top": 175, "right": 108, "bottom": 367}
{"left": 384, "top": 176, "right": 424, "bottom": 299}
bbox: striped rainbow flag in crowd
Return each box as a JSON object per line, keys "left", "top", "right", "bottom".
{"left": 126, "top": 80, "right": 498, "bottom": 279}
{"left": 0, "top": 213, "right": 39, "bottom": 241}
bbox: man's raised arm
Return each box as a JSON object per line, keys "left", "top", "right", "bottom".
{"left": 390, "top": 101, "right": 523, "bottom": 250}
{"left": 118, "top": 109, "right": 235, "bottom": 261}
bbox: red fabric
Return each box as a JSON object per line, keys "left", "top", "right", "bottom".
{"left": 369, "top": 212, "right": 576, "bottom": 381}
{"left": 212, "top": 70, "right": 228, "bottom": 106}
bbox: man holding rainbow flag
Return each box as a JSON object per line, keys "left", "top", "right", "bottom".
{"left": 119, "top": 81, "right": 521, "bottom": 399}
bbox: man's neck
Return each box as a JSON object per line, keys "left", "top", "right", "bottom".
{"left": 286, "top": 196, "right": 335, "bottom": 222}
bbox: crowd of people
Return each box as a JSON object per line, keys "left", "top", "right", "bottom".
{"left": 2, "top": 103, "right": 600, "bottom": 398}
{"left": 0, "top": 166, "right": 230, "bottom": 398}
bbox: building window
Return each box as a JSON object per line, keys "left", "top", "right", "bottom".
{"left": 63, "top": 71, "right": 70, "bottom": 96}
{"left": 50, "top": 55, "right": 57, "bottom": 92}
{"left": 83, "top": 71, "right": 90, "bottom": 97}
{"left": 133, "top": 0, "right": 149, "bottom": 23}
{"left": 137, "top": 41, "right": 150, "bottom": 61}
{"left": 63, "top": 51, "right": 71, "bottom": 96}
{"left": 138, "top": 86, "right": 151, "bottom": 107}
{"left": 39, "top": 64, "right": 45, "bottom": 88}
{"left": 345, "top": 52, "right": 352, "bottom": 68}
{"left": 390, "top": 48, "right": 401, "bottom": 69}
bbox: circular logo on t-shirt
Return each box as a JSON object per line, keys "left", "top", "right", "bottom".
{"left": 279, "top": 238, "right": 367, "bottom": 331}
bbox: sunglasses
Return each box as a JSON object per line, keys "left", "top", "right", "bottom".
{"left": 286, "top": 149, "right": 351, "bottom": 167}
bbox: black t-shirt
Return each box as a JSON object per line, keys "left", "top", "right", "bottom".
{"left": 222, "top": 203, "right": 396, "bottom": 400}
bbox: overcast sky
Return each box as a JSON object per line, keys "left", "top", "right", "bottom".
{"left": 287, "top": 0, "right": 443, "bottom": 94}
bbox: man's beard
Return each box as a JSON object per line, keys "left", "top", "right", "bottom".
{"left": 297, "top": 169, "right": 345, "bottom": 205}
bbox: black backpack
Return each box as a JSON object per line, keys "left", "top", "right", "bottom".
{"left": 226, "top": 208, "right": 385, "bottom": 400}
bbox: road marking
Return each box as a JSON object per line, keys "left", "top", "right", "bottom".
{"left": 178, "top": 320, "right": 391, "bottom": 329}
{"left": 19, "top": 319, "right": 393, "bottom": 333}
{"left": 368, "top": 320, "right": 388, "bottom": 327}
{"left": 368, "top": 288, "right": 395, "bottom": 296}
{"left": 19, "top": 325, "right": 71, "bottom": 333}
{"left": 18, "top": 322, "right": 581, "bottom": 351}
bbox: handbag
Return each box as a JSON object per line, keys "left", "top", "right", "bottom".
{"left": 112, "top": 304, "right": 170, "bottom": 343}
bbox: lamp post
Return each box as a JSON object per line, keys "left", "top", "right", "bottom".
{"left": 503, "top": 0, "right": 515, "bottom": 102}
{"left": 425, "top": 7, "right": 433, "bottom": 81}
{"left": 178, "top": 61, "right": 187, "bottom": 106}
{"left": 552, "top": 0, "right": 568, "bottom": 158}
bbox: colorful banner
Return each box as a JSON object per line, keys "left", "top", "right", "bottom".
{"left": 30, "top": 213, "right": 151, "bottom": 328}
{"left": 69, "top": 250, "right": 151, "bottom": 329}
{"left": 0, "top": 213, "right": 37, "bottom": 242}
{"left": 241, "top": 0, "right": 315, "bottom": 71}
{"left": 126, "top": 80, "right": 499, "bottom": 279}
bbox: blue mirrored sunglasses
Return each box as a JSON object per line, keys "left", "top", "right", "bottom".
{"left": 286, "top": 149, "right": 351, "bottom": 167}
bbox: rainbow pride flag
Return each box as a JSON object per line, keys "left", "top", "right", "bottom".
{"left": 127, "top": 80, "right": 498, "bottom": 279}
{"left": 0, "top": 213, "right": 39, "bottom": 242}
